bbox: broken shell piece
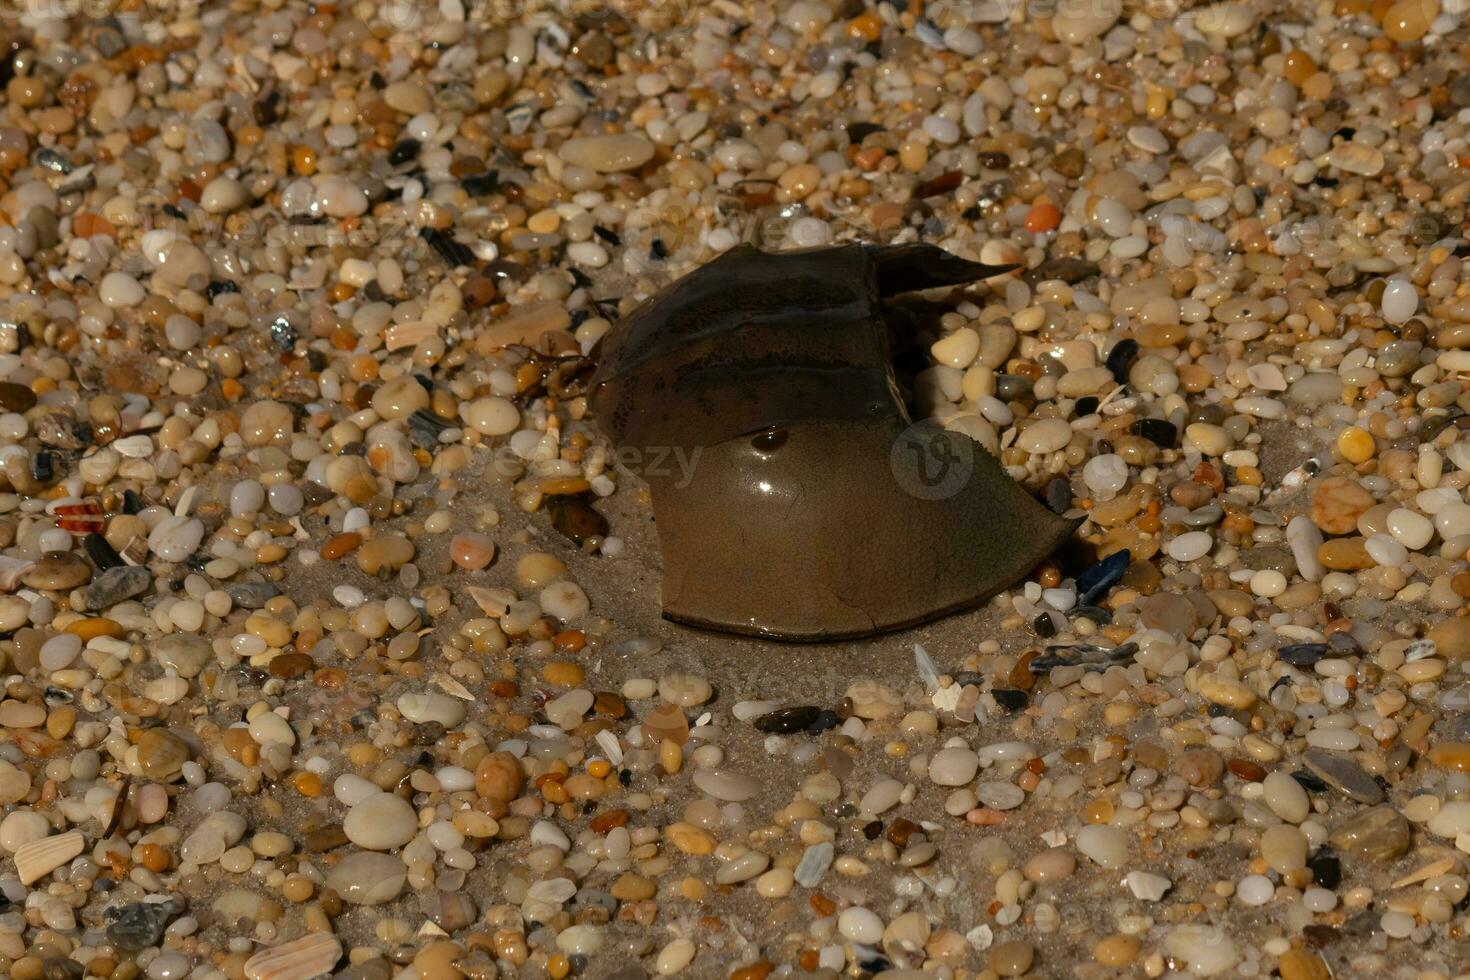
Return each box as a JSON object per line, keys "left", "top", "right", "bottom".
{"left": 16, "top": 830, "right": 85, "bottom": 885}
{"left": 0, "top": 555, "right": 36, "bottom": 591}
{"left": 588, "top": 243, "right": 1077, "bottom": 641}
{"left": 466, "top": 585, "right": 515, "bottom": 617}
{"left": 243, "top": 931, "right": 344, "bottom": 980}
{"left": 383, "top": 320, "right": 438, "bottom": 351}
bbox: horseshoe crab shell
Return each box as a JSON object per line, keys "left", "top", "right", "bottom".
{"left": 590, "top": 243, "right": 1080, "bottom": 642}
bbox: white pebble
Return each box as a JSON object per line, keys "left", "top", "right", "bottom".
{"left": 1380, "top": 277, "right": 1418, "bottom": 324}
{"left": 837, "top": 906, "right": 883, "bottom": 944}
{"left": 1387, "top": 508, "right": 1433, "bottom": 550}
{"left": 1236, "top": 874, "right": 1274, "bottom": 906}
{"left": 1167, "top": 531, "right": 1213, "bottom": 562}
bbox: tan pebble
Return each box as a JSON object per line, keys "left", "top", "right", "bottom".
{"left": 1317, "top": 537, "right": 1373, "bottom": 570}
{"left": 845, "top": 679, "right": 902, "bottom": 719}
{"left": 642, "top": 703, "right": 690, "bottom": 745}
{"left": 1198, "top": 673, "right": 1255, "bottom": 709}
{"left": 516, "top": 552, "right": 566, "bottom": 588}
{"left": 356, "top": 534, "right": 414, "bottom": 575}
{"left": 1429, "top": 618, "right": 1470, "bottom": 660}
{"left": 239, "top": 400, "right": 294, "bottom": 446}
{"left": 136, "top": 729, "right": 190, "bottom": 781}
{"left": 474, "top": 752, "right": 524, "bottom": 804}
{"left": 1428, "top": 743, "right": 1470, "bottom": 771}
{"left": 20, "top": 553, "right": 91, "bottom": 591}
{"left": 1094, "top": 934, "right": 1139, "bottom": 966}
{"left": 450, "top": 532, "right": 496, "bottom": 571}
{"left": 989, "top": 939, "right": 1035, "bottom": 977}
{"left": 667, "top": 822, "right": 715, "bottom": 855}
{"left": 1022, "top": 847, "right": 1076, "bottom": 882}
{"left": 611, "top": 873, "right": 656, "bottom": 901}
{"left": 1277, "top": 948, "right": 1330, "bottom": 980}
{"left": 0, "top": 701, "right": 44, "bottom": 728}
{"left": 1173, "top": 749, "right": 1224, "bottom": 787}
{"left": 1308, "top": 476, "right": 1374, "bottom": 535}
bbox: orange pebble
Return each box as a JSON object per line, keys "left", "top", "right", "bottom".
{"left": 138, "top": 843, "right": 170, "bottom": 872}
{"left": 1025, "top": 201, "right": 1061, "bottom": 233}
{"left": 854, "top": 146, "right": 886, "bottom": 171}
{"left": 450, "top": 532, "right": 496, "bottom": 570}
{"left": 291, "top": 771, "right": 323, "bottom": 797}
{"left": 66, "top": 618, "right": 124, "bottom": 640}
{"left": 319, "top": 532, "right": 362, "bottom": 561}
{"left": 846, "top": 11, "right": 882, "bottom": 42}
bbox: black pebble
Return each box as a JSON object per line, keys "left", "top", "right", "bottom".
{"left": 1278, "top": 642, "right": 1328, "bottom": 666}
{"left": 1106, "top": 338, "right": 1140, "bottom": 382}
{"left": 1291, "top": 770, "right": 1329, "bottom": 793}
{"left": 389, "top": 139, "right": 421, "bottom": 165}
{"left": 992, "top": 689, "right": 1028, "bottom": 712}
{"left": 420, "top": 228, "right": 475, "bottom": 268}
{"left": 1044, "top": 476, "right": 1072, "bottom": 514}
{"left": 805, "top": 709, "right": 842, "bottom": 735}
{"left": 461, "top": 172, "right": 500, "bottom": 196}
{"left": 83, "top": 533, "right": 123, "bottom": 571}
{"left": 1074, "top": 395, "right": 1099, "bottom": 416}
{"left": 1307, "top": 847, "right": 1341, "bottom": 889}
{"left": 206, "top": 279, "right": 239, "bottom": 301}
{"left": 1133, "top": 417, "right": 1178, "bottom": 448}
{"left": 753, "top": 705, "right": 820, "bottom": 734}
{"left": 862, "top": 820, "right": 883, "bottom": 840}
{"left": 1076, "top": 549, "right": 1129, "bottom": 605}
{"left": 1302, "top": 925, "right": 1340, "bottom": 948}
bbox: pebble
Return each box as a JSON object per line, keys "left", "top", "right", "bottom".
{"left": 1381, "top": 278, "right": 1418, "bottom": 323}
{"left": 136, "top": 730, "right": 190, "bottom": 781}
{"left": 315, "top": 176, "right": 369, "bottom": 217}
{"left": 692, "top": 769, "right": 760, "bottom": 802}
{"left": 558, "top": 134, "right": 656, "bottom": 172}
{"left": 1329, "top": 806, "right": 1411, "bottom": 860}
{"left": 1262, "top": 771, "right": 1310, "bottom": 823}
{"left": 22, "top": 553, "right": 91, "bottom": 590}
{"left": 1303, "top": 749, "right": 1384, "bottom": 804}
{"left": 147, "top": 516, "right": 204, "bottom": 562}
{"left": 1052, "top": 7, "right": 1118, "bottom": 43}
{"left": 344, "top": 792, "right": 418, "bottom": 850}
{"left": 837, "top": 907, "right": 883, "bottom": 944}
{"left": 928, "top": 746, "right": 980, "bottom": 785}
{"left": 988, "top": 940, "right": 1035, "bottom": 976}
{"left": 1309, "top": 477, "right": 1375, "bottom": 535}
{"left": 1123, "top": 870, "right": 1171, "bottom": 901}
{"left": 1162, "top": 925, "right": 1239, "bottom": 976}
{"left": 1166, "top": 531, "right": 1212, "bottom": 562}
{"left": 1428, "top": 618, "right": 1470, "bottom": 660}
{"left": 1017, "top": 418, "right": 1073, "bottom": 454}
{"left": 1075, "top": 825, "right": 1128, "bottom": 868}
{"left": 326, "top": 853, "right": 407, "bottom": 905}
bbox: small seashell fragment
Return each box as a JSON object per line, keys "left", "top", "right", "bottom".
{"left": 243, "top": 931, "right": 344, "bottom": 980}
{"left": 16, "top": 830, "right": 85, "bottom": 885}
